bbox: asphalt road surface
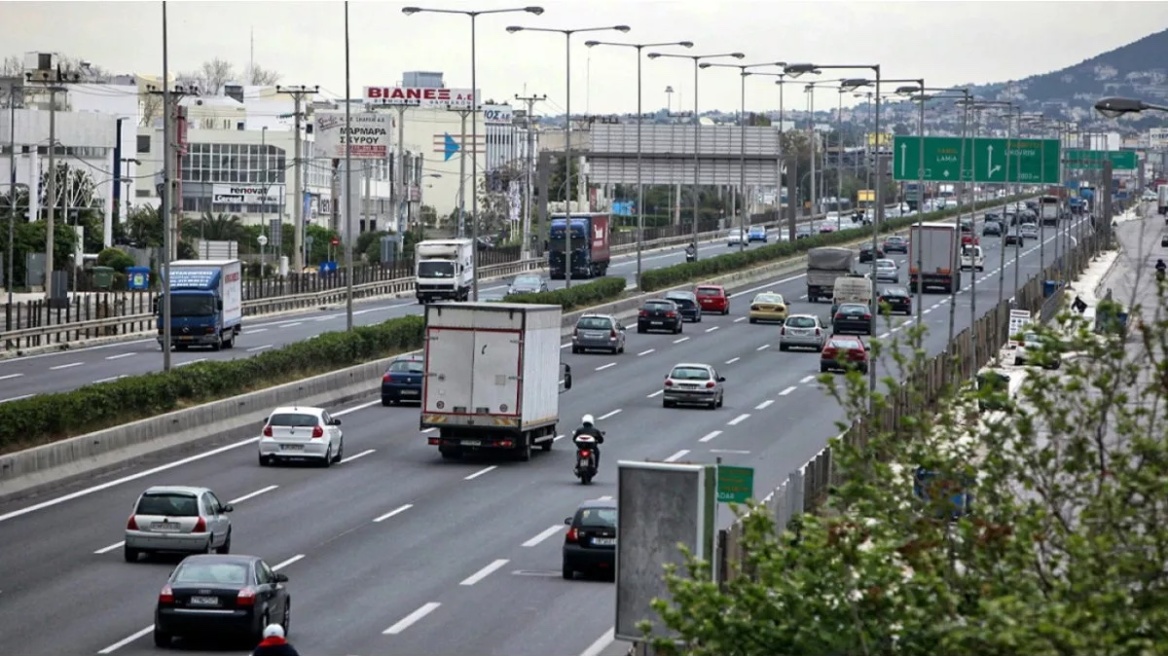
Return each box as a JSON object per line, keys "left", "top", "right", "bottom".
{"left": 0, "top": 213, "right": 1092, "bottom": 656}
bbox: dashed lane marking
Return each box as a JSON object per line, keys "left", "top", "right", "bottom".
{"left": 699, "top": 430, "right": 722, "bottom": 443}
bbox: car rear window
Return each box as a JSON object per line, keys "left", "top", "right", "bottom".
{"left": 829, "top": 339, "right": 860, "bottom": 349}
{"left": 786, "top": 316, "right": 815, "bottom": 328}
{"left": 575, "top": 507, "right": 617, "bottom": 528}
{"left": 173, "top": 562, "right": 250, "bottom": 585}
{"left": 666, "top": 296, "right": 696, "bottom": 308}
{"left": 577, "top": 317, "right": 612, "bottom": 330}
{"left": 644, "top": 302, "right": 673, "bottom": 310}
{"left": 389, "top": 360, "right": 423, "bottom": 374}
{"left": 137, "top": 493, "right": 199, "bottom": 516}
{"left": 839, "top": 304, "right": 867, "bottom": 314}
{"left": 670, "top": 367, "right": 711, "bottom": 380}
{"left": 268, "top": 413, "right": 319, "bottom": 428}
{"left": 696, "top": 287, "right": 722, "bottom": 297}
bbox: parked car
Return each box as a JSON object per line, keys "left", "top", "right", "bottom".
{"left": 664, "top": 291, "right": 702, "bottom": 323}
{"left": 878, "top": 286, "right": 913, "bottom": 315}
{"left": 153, "top": 554, "right": 290, "bottom": 647}
{"left": 662, "top": 362, "right": 725, "bottom": 409}
{"left": 874, "top": 258, "right": 900, "bottom": 284}
{"left": 258, "top": 406, "right": 345, "bottom": 467}
{"left": 1013, "top": 331, "right": 1062, "bottom": 369}
{"left": 882, "top": 235, "right": 909, "bottom": 254}
{"left": 779, "top": 314, "right": 827, "bottom": 351}
{"left": 747, "top": 225, "right": 768, "bottom": 243}
{"left": 727, "top": 229, "right": 747, "bottom": 246}
{"left": 124, "top": 486, "right": 234, "bottom": 563}
{"left": 507, "top": 273, "right": 549, "bottom": 295}
{"left": 820, "top": 335, "right": 869, "bottom": 374}
{"left": 562, "top": 499, "right": 618, "bottom": 580}
{"left": 859, "top": 244, "right": 885, "bottom": 263}
{"left": 832, "top": 302, "right": 873, "bottom": 335}
{"left": 637, "top": 299, "right": 683, "bottom": 334}
{"left": 695, "top": 285, "right": 730, "bottom": 315}
{"left": 982, "top": 220, "right": 1003, "bottom": 237}
{"left": 748, "top": 292, "right": 789, "bottom": 323}
{"left": 381, "top": 354, "right": 424, "bottom": 405}
{"left": 572, "top": 314, "right": 627, "bottom": 353}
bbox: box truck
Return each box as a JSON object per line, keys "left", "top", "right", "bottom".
{"left": 909, "top": 223, "right": 961, "bottom": 293}
{"left": 1039, "top": 195, "right": 1061, "bottom": 225}
{"left": 421, "top": 302, "right": 573, "bottom": 461}
{"left": 806, "top": 247, "right": 855, "bottom": 302}
{"left": 415, "top": 239, "right": 474, "bottom": 303}
{"left": 1158, "top": 184, "right": 1168, "bottom": 216}
{"left": 156, "top": 259, "right": 243, "bottom": 351}
{"left": 548, "top": 213, "right": 611, "bottom": 279}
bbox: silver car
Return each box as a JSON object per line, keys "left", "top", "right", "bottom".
{"left": 874, "top": 258, "right": 900, "bottom": 283}
{"left": 124, "top": 485, "right": 234, "bottom": 562}
{"left": 779, "top": 314, "right": 828, "bottom": 351}
{"left": 662, "top": 362, "right": 725, "bottom": 409}
{"left": 1019, "top": 223, "right": 1039, "bottom": 239}
{"left": 571, "top": 314, "right": 626, "bottom": 354}
{"left": 508, "top": 273, "right": 549, "bottom": 295}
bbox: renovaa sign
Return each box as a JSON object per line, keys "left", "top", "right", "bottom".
{"left": 212, "top": 184, "right": 283, "bottom": 205}
{"left": 363, "top": 86, "right": 479, "bottom": 110}
{"left": 313, "top": 111, "right": 393, "bottom": 159}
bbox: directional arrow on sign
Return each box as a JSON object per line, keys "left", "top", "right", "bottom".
{"left": 986, "top": 144, "right": 1001, "bottom": 178}
{"left": 443, "top": 133, "right": 460, "bottom": 161}
{"left": 899, "top": 143, "right": 907, "bottom": 177}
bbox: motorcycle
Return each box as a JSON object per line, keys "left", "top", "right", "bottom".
{"left": 573, "top": 433, "right": 602, "bottom": 485}
{"left": 685, "top": 247, "right": 697, "bottom": 264}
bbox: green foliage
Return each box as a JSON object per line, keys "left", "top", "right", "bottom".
{"left": 503, "top": 276, "right": 626, "bottom": 312}
{"left": 184, "top": 211, "right": 247, "bottom": 242}
{"left": 96, "top": 247, "right": 135, "bottom": 273}
{"left": 0, "top": 315, "right": 425, "bottom": 451}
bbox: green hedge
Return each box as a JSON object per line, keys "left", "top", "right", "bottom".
{"left": 503, "top": 276, "right": 627, "bottom": 311}
{"left": 639, "top": 194, "right": 1035, "bottom": 292}
{"left": 0, "top": 315, "right": 426, "bottom": 452}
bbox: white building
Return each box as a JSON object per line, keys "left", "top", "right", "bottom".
{"left": 397, "top": 104, "right": 485, "bottom": 223}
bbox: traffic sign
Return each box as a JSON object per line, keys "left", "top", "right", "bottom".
{"left": 330, "top": 237, "right": 340, "bottom": 246}
{"left": 1063, "top": 149, "right": 1138, "bottom": 171}
{"left": 893, "top": 136, "right": 1061, "bottom": 184}
{"left": 716, "top": 465, "right": 754, "bottom": 504}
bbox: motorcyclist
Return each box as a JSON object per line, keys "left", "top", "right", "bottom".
{"left": 1157, "top": 259, "right": 1166, "bottom": 280}
{"left": 685, "top": 242, "right": 696, "bottom": 261}
{"left": 253, "top": 624, "right": 299, "bottom": 656}
{"left": 573, "top": 414, "right": 605, "bottom": 471}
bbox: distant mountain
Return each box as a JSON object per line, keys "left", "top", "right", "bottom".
{"left": 964, "top": 27, "right": 1168, "bottom": 129}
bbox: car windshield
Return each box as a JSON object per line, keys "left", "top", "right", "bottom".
{"left": 137, "top": 493, "right": 199, "bottom": 516}
{"left": 670, "top": 367, "right": 711, "bottom": 380}
{"left": 173, "top": 562, "right": 250, "bottom": 586}
{"left": 417, "top": 261, "right": 454, "bottom": 278}
{"left": 786, "top": 316, "right": 816, "bottom": 328}
{"left": 576, "top": 507, "right": 617, "bottom": 528}
{"left": 388, "top": 359, "right": 423, "bottom": 374}
{"left": 754, "top": 294, "right": 784, "bottom": 304}
{"left": 512, "top": 276, "right": 541, "bottom": 288}
{"left": 577, "top": 317, "right": 612, "bottom": 330}
{"left": 170, "top": 295, "right": 217, "bottom": 318}
{"left": 696, "top": 287, "right": 721, "bottom": 297}
{"left": 268, "top": 413, "right": 319, "bottom": 428}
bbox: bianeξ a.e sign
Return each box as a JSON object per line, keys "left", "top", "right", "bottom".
{"left": 364, "top": 86, "right": 479, "bottom": 110}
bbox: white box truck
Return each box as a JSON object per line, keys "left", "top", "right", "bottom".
{"left": 415, "top": 239, "right": 474, "bottom": 303}
{"left": 909, "top": 222, "right": 961, "bottom": 293}
{"left": 421, "top": 302, "right": 572, "bottom": 461}
{"left": 1158, "top": 184, "right": 1168, "bottom": 216}
{"left": 156, "top": 259, "right": 243, "bottom": 351}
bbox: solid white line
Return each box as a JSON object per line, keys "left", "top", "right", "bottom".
{"left": 104, "top": 353, "right": 135, "bottom": 360}
{"left": 756, "top": 344, "right": 769, "bottom": 351}
{"left": 421, "top": 427, "right": 436, "bottom": 433}
{"left": 637, "top": 349, "right": 654, "bottom": 356}
{"left": 228, "top": 484, "right": 278, "bottom": 504}
{"left": 800, "top": 375, "right": 816, "bottom": 383}
{"left": 49, "top": 362, "right": 82, "bottom": 370}
{"left": 597, "top": 495, "right": 613, "bottom": 501}
{"left": 755, "top": 400, "right": 774, "bottom": 410}
{"left": 595, "top": 362, "right": 616, "bottom": 371}
{"left": 705, "top": 326, "right": 719, "bottom": 333}
{"left": 279, "top": 322, "right": 303, "bottom": 328}
{"left": 175, "top": 358, "right": 207, "bottom": 367}
{"left": 561, "top": 342, "right": 571, "bottom": 349}
{"left": 725, "top": 357, "right": 740, "bottom": 364}
{"left": 246, "top": 344, "right": 273, "bottom": 353}
{"left": 93, "top": 375, "right": 126, "bottom": 384}
{"left": 340, "top": 448, "right": 376, "bottom": 464}
{"left": 1, "top": 394, "right": 35, "bottom": 403}
{"left": 578, "top": 628, "right": 616, "bottom": 656}
{"left": 709, "top": 449, "right": 751, "bottom": 454}
{"left": 673, "top": 336, "right": 690, "bottom": 344}
{"left": 383, "top": 602, "right": 442, "bottom": 635}
{"left": 0, "top": 373, "right": 21, "bottom": 380}
{"left": 244, "top": 328, "right": 268, "bottom": 334}
{"left": 733, "top": 317, "right": 746, "bottom": 323}
{"left": 553, "top": 434, "right": 566, "bottom": 441}
{"left": 464, "top": 465, "right": 497, "bottom": 481}
{"left": 664, "top": 449, "right": 690, "bottom": 462}
{"left": 93, "top": 540, "right": 125, "bottom": 554}
{"left": 459, "top": 558, "right": 510, "bottom": 586}
{"left": 523, "top": 524, "right": 565, "bottom": 547}
{"left": 727, "top": 413, "right": 750, "bottom": 426}
{"left": 272, "top": 554, "right": 304, "bottom": 571}
{"left": 646, "top": 390, "right": 663, "bottom": 398}
{"left": 97, "top": 626, "right": 153, "bottom": 654}
{"left": 598, "top": 409, "right": 622, "bottom": 420}
{"left": 699, "top": 430, "right": 722, "bottom": 443}
{"left": 373, "top": 503, "right": 413, "bottom": 523}
{"left": 779, "top": 386, "right": 797, "bottom": 396}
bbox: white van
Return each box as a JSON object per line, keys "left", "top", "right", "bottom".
{"left": 960, "top": 244, "right": 985, "bottom": 271}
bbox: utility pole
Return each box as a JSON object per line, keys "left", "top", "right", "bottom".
{"left": 277, "top": 85, "right": 319, "bottom": 273}
{"left": 515, "top": 93, "right": 546, "bottom": 259}
{"left": 145, "top": 83, "right": 198, "bottom": 261}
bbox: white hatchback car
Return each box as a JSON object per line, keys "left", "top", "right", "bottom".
{"left": 258, "top": 406, "right": 345, "bottom": 467}
{"left": 124, "top": 485, "right": 233, "bottom": 562}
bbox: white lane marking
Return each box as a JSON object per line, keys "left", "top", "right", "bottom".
{"left": 561, "top": 343, "right": 570, "bottom": 349}
{"left": 49, "top": 362, "right": 82, "bottom": 370}
{"left": 272, "top": 554, "right": 304, "bottom": 571}
{"left": 246, "top": 344, "right": 273, "bottom": 353}
{"left": 709, "top": 449, "right": 751, "bottom": 454}
{"left": 673, "top": 336, "right": 690, "bottom": 344}
{"left": 421, "top": 427, "right": 436, "bottom": 433}
{"left": 637, "top": 349, "right": 654, "bottom": 356}
{"left": 647, "top": 390, "right": 663, "bottom": 398}
{"left": 705, "top": 326, "right": 719, "bottom": 333}
{"left": 579, "top": 628, "right": 616, "bottom": 656}
{"left": 104, "top": 353, "right": 135, "bottom": 361}
{"left": 522, "top": 524, "right": 565, "bottom": 547}
{"left": 598, "top": 409, "right": 622, "bottom": 420}
{"left": 93, "top": 540, "right": 125, "bottom": 554}
{"left": 756, "top": 344, "right": 769, "bottom": 351}
{"left": 0, "top": 399, "right": 379, "bottom": 525}
{"left": 779, "top": 386, "right": 797, "bottom": 396}
{"left": 755, "top": 400, "right": 774, "bottom": 410}
{"left": 175, "top": 358, "right": 208, "bottom": 367}
{"left": 279, "top": 322, "right": 303, "bottom": 328}
{"left": 733, "top": 317, "right": 746, "bottom": 323}
{"left": 595, "top": 362, "right": 616, "bottom": 371}
{"left": 228, "top": 484, "right": 278, "bottom": 504}
{"left": 374, "top": 504, "right": 413, "bottom": 523}
{"left": 97, "top": 626, "right": 153, "bottom": 654}
{"left": 939, "top": 297, "right": 950, "bottom": 304}
{"left": 340, "top": 448, "right": 376, "bottom": 464}
{"left": 0, "top": 373, "right": 21, "bottom": 380}
{"left": 699, "top": 430, "right": 722, "bottom": 443}
{"left": 459, "top": 558, "right": 510, "bottom": 586}
{"left": 725, "top": 357, "right": 740, "bottom": 364}
{"left": 923, "top": 308, "right": 933, "bottom": 314}
{"left": 727, "top": 413, "right": 750, "bottom": 426}
{"left": 93, "top": 375, "right": 127, "bottom": 384}
{"left": 383, "top": 602, "right": 442, "bottom": 635}
{"left": 553, "top": 434, "right": 566, "bottom": 441}
{"left": 800, "top": 375, "right": 816, "bottom": 383}
{"left": 664, "top": 449, "right": 691, "bottom": 462}
{"left": 464, "top": 465, "right": 497, "bottom": 481}
{"left": 597, "top": 495, "right": 613, "bottom": 501}
{"left": 0, "top": 394, "right": 32, "bottom": 403}
{"left": 244, "top": 328, "right": 268, "bottom": 334}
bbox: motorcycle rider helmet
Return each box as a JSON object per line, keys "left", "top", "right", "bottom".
{"left": 581, "top": 414, "right": 595, "bottom": 427}
{"left": 263, "top": 624, "right": 285, "bottom": 639}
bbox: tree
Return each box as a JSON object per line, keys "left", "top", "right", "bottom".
{"left": 642, "top": 282, "right": 1168, "bottom": 654}
{"left": 184, "top": 211, "right": 246, "bottom": 242}
{"left": 140, "top": 93, "right": 163, "bottom": 127}
{"left": 245, "top": 63, "right": 282, "bottom": 86}
{"left": 179, "top": 58, "right": 235, "bottom": 95}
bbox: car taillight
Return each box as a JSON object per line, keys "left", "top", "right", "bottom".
{"left": 705, "top": 381, "right": 716, "bottom": 389}
{"left": 382, "top": 373, "right": 393, "bottom": 383}
{"left": 664, "top": 380, "right": 673, "bottom": 387}
{"left": 573, "top": 328, "right": 579, "bottom": 337}
{"left": 823, "top": 348, "right": 836, "bottom": 358}
{"left": 780, "top": 326, "right": 786, "bottom": 335}
{"left": 262, "top": 425, "right": 273, "bottom": 437}
{"left": 834, "top": 314, "right": 844, "bottom": 321}
{"left": 666, "top": 311, "right": 677, "bottom": 318}
{"left": 237, "top": 587, "right": 256, "bottom": 607}
{"left": 610, "top": 329, "right": 617, "bottom": 338}
{"left": 127, "top": 515, "right": 138, "bottom": 530}
{"left": 639, "top": 310, "right": 648, "bottom": 317}
{"left": 159, "top": 585, "right": 174, "bottom": 605}
{"left": 192, "top": 517, "right": 207, "bottom": 533}
{"left": 565, "top": 527, "right": 579, "bottom": 543}
{"left": 863, "top": 314, "right": 872, "bottom": 321}
{"left": 815, "top": 328, "right": 822, "bottom": 336}
{"left": 312, "top": 425, "right": 324, "bottom": 439}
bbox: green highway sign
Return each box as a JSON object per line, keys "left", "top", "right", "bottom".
{"left": 1063, "top": 149, "right": 1138, "bottom": 170}
{"left": 893, "top": 136, "right": 1061, "bottom": 184}
{"left": 716, "top": 465, "right": 755, "bottom": 504}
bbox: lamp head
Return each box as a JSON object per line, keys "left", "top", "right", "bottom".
{"left": 524, "top": 6, "right": 544, "bottom": 14}
{"left": 698, "top": 62, "right": 713, "bottom": 69}
{"left": 506, "top": 25, "right": 524, "bottom": 33}
{"left": 613, "top": 25, "right": 631, "bottom": 32}
{"left": 1094, "top": 96, "right": 1143, "bottom": 118}
{"left": 839, "top": 78, "right": 871, "bottom": 91}
{"left": 729, "top": 52, "right": 745, "bottom": 59}
{"left": 895, "top": 84, "right": 921, "bottom": 96}
{"left": 678, "top": 41, "right": 694, "bottom": 48}
{"left": 647, "top": 52, "right": 662, "bottom": 59}
{"left": 783, "top": 63, "right": 818, "bottom": 77}
{"left": 584, "top": 40, "right": 600, "bottom": 47}
{"left": 401, "top": 6, "right": 421, "bottom": 15}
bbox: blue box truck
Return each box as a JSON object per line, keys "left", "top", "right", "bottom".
{"left": 156, "top": 259, "right": 244, "bottom": 351}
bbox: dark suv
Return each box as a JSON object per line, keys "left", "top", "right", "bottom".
{"left": 664, "top": 291, "right": 702, "bottom": 322}
{"left": 859, "top": 245, "right": 885, "bottom": 263}
{"left": 637, "top": 299, "right": 683, "bottom": 334}
{"left": 562, "top": 499, "right": 617, "bottom": 580}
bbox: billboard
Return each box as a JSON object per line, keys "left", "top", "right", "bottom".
{"left": 212, "top": 184, "right": 284, "bottom": 205}
{"left": 313, "top": 111, "right": 393, "bottom": 159}
{"left": 363, "top": 86, "right": 479, "bottom": 110}
{"left": 483, "top": 104, "right": 513, "bottom": 125}
{"left": 867, "top": 132, "right": 893, "bottom": 147}
{"left": 615, "top": 461, "right": 716, "bottom": 642}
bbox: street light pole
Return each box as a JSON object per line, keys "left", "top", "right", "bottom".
{"left": 343, "top": 0, "right": 354, "bottom": 331}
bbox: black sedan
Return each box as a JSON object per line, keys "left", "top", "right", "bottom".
{"left": 882, "top": 235, "right": 909, "bottom": 254}
{"left": 832, "top": 302, "right": 873, "bottom": 335}
{"left": 859, "top": 245, "right": 885, "bottom": 263}
{"left": 878, "top": 286, "right": 913, "bottom": 315}
{"left": 982, "top": 220, "right": 1003, "bottom": 237}
{"left": 381, "top": 354, "right": 424, "bottom": 405}
{"left": 637, "top": 299, "right": 683, "bottom": 334}
{"left": 1004, "top": 229, "right": 1026, "bottom": 246}
{"left": 562, "top": 498, "right": 617, "bottom": 580}
{"left": 664, "top": 291, "right": 702, "bottom": 322}
{"left": 154, "top": 554, "right": 290, "bottom": 648}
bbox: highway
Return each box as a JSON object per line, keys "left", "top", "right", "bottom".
{"left": 0, "top": 211, "right": 1092, "bottom": 656}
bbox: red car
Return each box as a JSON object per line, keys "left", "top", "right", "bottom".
{"left": 820, "top": 335, "right": 869, "bottom": 374}
{"left": 695, "top": 285, "right": 729, "bottom": 315}
{"left": 961, "top": 233, "right": 979, "bottom": 246}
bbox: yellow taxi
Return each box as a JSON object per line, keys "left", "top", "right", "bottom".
{"left": 748, "top": 292, "right": 789, "bottom": 324}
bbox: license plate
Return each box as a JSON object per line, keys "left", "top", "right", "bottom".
{"left": 151, "top": 522, "right": 180, "bottom": 531}
{"left": 592, "top": 538, "right": 616, "bottom": 546}
{"left": 793, "top": 329, "right": 809, "bottom": 335}
{"left": 400, "top": 390, "right": 418, "bottom": 396}
{"left": 651, "top": 321, "right": 662, "bottom": 325}
{"left": 462, "top": 440, "right": 481, "bottom": 446}
{"left": 189, "top": 596, "right": 219, "bottom": 606}
{"left": 281, "top": 444, "right": 304, "bottom": 451}
{"left": 178, "top": 336, "right": 193, "bottom": 341}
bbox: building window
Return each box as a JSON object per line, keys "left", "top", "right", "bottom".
{"left": 137, "top": 135, "right": 151, "bottom": 154}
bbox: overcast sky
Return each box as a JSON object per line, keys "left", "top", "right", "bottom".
{"left": 4, "top": 1, "right": 1166, "bottom": 116}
